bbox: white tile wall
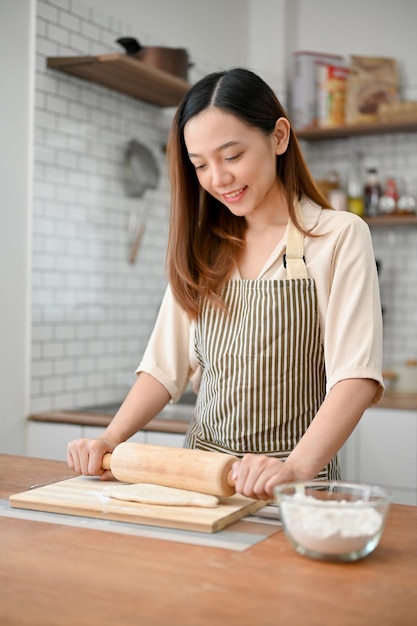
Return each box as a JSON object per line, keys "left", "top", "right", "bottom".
{"left": 32, "top": 0, "right": 417, "bottom": 413}
{"left": 31, "top": 0, "right": 172, "bottom": 412}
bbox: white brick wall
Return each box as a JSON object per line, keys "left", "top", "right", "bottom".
{"left": 32, "top": 0, "right": 172, "bottom": 412}
{"left": 31, "top": 0, "right": 417, "bottom": 413}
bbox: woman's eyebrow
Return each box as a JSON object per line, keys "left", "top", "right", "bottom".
{"left": 188, "top": 140, "right": 242, "bottom": 159}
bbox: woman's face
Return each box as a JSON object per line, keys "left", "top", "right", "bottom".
{"left": 184, "top": 107, "right": 289, "bottom": 219}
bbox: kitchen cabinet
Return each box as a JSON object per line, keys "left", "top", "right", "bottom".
{"left": 47, "top": 53, "right": 190, "bottom": 107}
{"left": 26, "top": 421, "right": 185, "bottom": 462}
{"left": 26, "top": 421, "right": 81, "bottom": 461}
{"left": 140, "top": 431, "right": 185, "bottom": 447}
{"left": 339, "top": 406, "right": 417, "bottom": 505}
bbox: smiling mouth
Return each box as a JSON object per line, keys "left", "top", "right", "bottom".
{"left": 223, "top": 186, "right": 247, "bottom": 200}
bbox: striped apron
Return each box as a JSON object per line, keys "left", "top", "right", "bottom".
{"left": 184, "top": 214, "right": 340, "bottom": 480}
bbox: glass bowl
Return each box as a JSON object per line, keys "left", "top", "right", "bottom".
{"left": 274, "top": 481, "right": 392, "bottom": 562}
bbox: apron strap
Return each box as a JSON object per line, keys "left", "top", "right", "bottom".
{"left": 285, "top": 202, "right": 308, "bottom": 280}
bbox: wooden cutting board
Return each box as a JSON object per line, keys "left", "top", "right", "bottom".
{"left": 9, "top": 477, "right": 267, "bottom": 533}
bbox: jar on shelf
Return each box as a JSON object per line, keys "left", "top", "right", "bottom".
{"left": 379, "top": 175, "right": 399, "bottom": 214}
{"left": 397, "top": 177, "right": 417, "bottom": 214}
{"left": 317, "top": 170, "right": 347, "bottom": 211}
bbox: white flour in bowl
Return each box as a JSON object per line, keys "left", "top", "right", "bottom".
{"left": 280, "top": 492, "right": 383, "bottom": 555}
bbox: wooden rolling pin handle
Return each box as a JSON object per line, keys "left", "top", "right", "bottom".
{"left": 102, "top": 453, "right": 112, "bottom": 471}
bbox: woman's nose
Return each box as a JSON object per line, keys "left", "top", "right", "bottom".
{"left": 210, "top": 163, "right": 232, "bottom": 187}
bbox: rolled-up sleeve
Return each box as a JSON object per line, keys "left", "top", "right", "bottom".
{"left": 321, "top": 215, "right": 384, "bottom": 403}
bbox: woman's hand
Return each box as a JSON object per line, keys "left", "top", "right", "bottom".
{"left": 231, "top": 454, "right": 299, "bottom": 500}
{"left": 231, "top": 380, "right": 380, "bottom": 500}
{"left": 67, "top": 438, "right": 117, "bottom": 480}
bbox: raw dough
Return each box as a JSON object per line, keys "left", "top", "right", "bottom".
{"left": 103, "top": 483, "right": 219, "bottom": 508}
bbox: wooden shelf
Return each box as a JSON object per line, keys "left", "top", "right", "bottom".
{"left": 297, "top": 119, "right": 417, "bottom": 141}
{"left": 47, "top": 53, "right": 190, "bottom": 107}
{"left": 364, "top": 214, "right": 417, "bottom": 226}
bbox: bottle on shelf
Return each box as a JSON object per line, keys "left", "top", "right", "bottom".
{"left": 346, "top": 152, "right": 365, "bottom": 217}
{"left": 385, "top": 175, "right": 399, "bottom": 203}
{"left": 364, "top": 168, "right": 382, "bottom": 216}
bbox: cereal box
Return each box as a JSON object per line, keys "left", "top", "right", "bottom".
{"left": 317, "top": 63, "right": 349, "bottom": 127}
{"left": 290, "top": 50, "right": 345, "bottom": 130}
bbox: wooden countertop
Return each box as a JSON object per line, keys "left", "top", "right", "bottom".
{"left": 1, "top": 454, "right": 416, "bottom": 626}
{"left": 29, "top": 409, "right": 190, "bottom": 434}
{"left": 376, "top": 390, "right": 417, "bottom": 410}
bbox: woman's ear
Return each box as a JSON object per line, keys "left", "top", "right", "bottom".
{"left": 274, "top": 117, "right": 291, "bottom": 155}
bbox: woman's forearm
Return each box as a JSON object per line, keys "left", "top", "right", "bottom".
{"left": 284, "top": 378, "right": 379, "bottom": 480}
{"left": 101, "top": 372, "right": 171, "bottom": 445}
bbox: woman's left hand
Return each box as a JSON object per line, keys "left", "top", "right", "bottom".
{"left": 231, "top": 454, "right": 298, "bottom": 500}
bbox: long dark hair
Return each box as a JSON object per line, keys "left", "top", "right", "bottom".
{"left": 166, "top": 67, "right": 330, "bottom": 319}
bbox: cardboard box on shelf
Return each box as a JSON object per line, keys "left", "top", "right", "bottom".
{"left": 377, "top": 100, "right": 417, "bottom": 123}
{"left": 290, "top": 50, "right": 345, "bottom": 130}
{"left": 345, "top": 55, "right": 400, "bottom": 125}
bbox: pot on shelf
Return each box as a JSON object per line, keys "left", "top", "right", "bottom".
{"left": 116, "top": 37, "right": 191, "bottom": 81}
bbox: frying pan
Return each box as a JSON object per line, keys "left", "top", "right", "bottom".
{"left": 123, "top": 139, "right": 160, "bottom": 263}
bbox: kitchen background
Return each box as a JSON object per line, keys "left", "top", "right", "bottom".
{"left": 1, "top": 0, "right": 417, "bottom": 456}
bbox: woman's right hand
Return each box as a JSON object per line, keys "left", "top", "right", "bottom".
{"left": 67, "top": 437, "right": 117, "bottom": 480}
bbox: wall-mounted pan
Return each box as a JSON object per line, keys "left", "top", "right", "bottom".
{"left": 123, "top": 139, "right": 159, "bottom": 198}
{"left": 123, "top": 140, "right": 160, "bottom": 263}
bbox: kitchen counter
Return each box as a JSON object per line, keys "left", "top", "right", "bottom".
{"left": 375, "top": 390, "right": 417, "bottom": 410}
{"left": 27, "top": 390, "right": 417, "bottom": 436}
{"left": 1, "top": 454, "right": 417, "bottom": 626}
{"left": 28, "top": 408, "right": 191, "bottom": 434}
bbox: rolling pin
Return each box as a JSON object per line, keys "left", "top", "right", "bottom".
{"left": 102, "top": 442, "right": 237, "bottom": 497}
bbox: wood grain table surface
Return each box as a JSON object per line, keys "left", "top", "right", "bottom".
{"left": 1, "top": 454, "right": 416, "bottom": 626}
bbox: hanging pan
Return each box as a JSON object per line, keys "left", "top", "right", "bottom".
{"left": 123, "top": 139, "right": 160, "bottom": 263}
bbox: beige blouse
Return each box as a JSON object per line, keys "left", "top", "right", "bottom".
{"left": 137, "top": 196, "right": 384, "bottom": 405}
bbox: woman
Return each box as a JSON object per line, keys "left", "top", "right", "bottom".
{"left": 67, "top": 68, "right": 383, "bottom": 500}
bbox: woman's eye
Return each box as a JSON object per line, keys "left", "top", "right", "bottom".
{"left": 225, "top": 153, "right": 241, "bottom": 162}
{"left": 194, "top": 164, "right": 206, "bottom": 171}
